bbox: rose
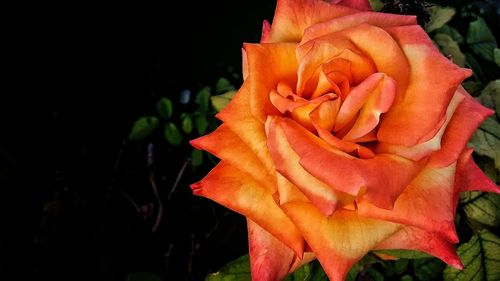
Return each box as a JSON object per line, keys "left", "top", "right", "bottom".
{"left": 190, "top": 0, "right": 499, "bottom": 280}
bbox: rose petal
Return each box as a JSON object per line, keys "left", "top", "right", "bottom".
{"left": 281, "top": 202, "right": 400, "bottom": 281}
{"left": 275, "top": 173, "right": 310, "bottom": 206}
{"left": 191, "top": 161, "right": 304, "bottom": 256}
{"left": 315, "top": 126, "right": 375, "bottom": 158}
{"left": 428, "top": 87, "right": 494, "bottom": 167}
{"left": 302, "top": 12, "right": 416, "bottom": 43}
{"left": 339, "top": 74, "right": 396, "bottom": 141}
{"left": 455, "top": 149, "right": 499, "bottom": 194}
{"left": 217, "top": 82, "right": 276, "bottom": 182}
{"left": 358, "top": 164, "right": 459, "bottom": 243}
{"left": 190, "top": 124, "right": 275, "bottom": 193}
{"left": 337, "top": 24, "right": 411, "bottom": 101}
{"left": 296, "top": 37, "right": 359, "bottom": 96}
{"left": 376, "top": 90, "right": 465, "bottom": 161}
{"left": 310, "top": 98, "right": 341, "bottom": 132}
{"left": 264, "top": 0, "right": 357, "bottom": 43}
{"left": 248, "top": 219, "right": 316, "bottom": 281}
{"left": 277, "top": 116, "right": 423, "bottom": 209}
{"left": 243, "top": 43, "right": 299, "bottom": 122}
{"left": 378, "top": 25, "right": 472, "bottom": 146}
{"left": 247, "top": 219, "right": 296, "bottom": 281}
{"left": 261, "top": 20, "right": 272, "bottom": 43}
{"left": 374, "top": 226, "right": 463, "bottom": 269}
{"left": 266, "top": 116, "right": 344, "bottom": 215}
{"left": 332, "top": 0, "right": 372, "bottom": 11}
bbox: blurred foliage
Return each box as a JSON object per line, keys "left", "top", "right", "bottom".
{"left": 127, "top": 77, "right": 237, "bottom": 168}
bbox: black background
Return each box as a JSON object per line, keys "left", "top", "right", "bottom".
{"left": 2, "top": 1, "right": 275, "bottom": 280}
{"left": 2, "top": 0, "right": 499, "bottom": 280}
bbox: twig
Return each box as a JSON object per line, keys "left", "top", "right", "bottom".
{"left": 164, "top": 243, "right": 174, "bottom": 275}
{"left": 120, "top": 190, "right": 141, "bottom": 214}
{"left": 148, "top": 143, "right": 164, "bottom": 233}
{"left": 167, "top": 158, "right": 190, "bottom": 201}
{"left": 114, "top": 139, "right": 127, "bottom": 172}
{"left": 187, "top": 233, "right": 200, "bottom": 280}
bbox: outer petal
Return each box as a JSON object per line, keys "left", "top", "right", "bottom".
{"left": 217, "top": 82, "right": 276, "bottom": 186}
{"left": 378, "top": 25, "right": 472, "bottom": 146}
{"left": 333, "top": 0, "right": 372, "bottom": 11}
{"left": 455, "top": 149, "right": 499, "bottom": 194}
{"left": 264, "top": 0, "right": 358, "bottom": 43}
{"left": 248, "top": 219, "right": 315, "bottom": 281}
{"left": 276, "top": 116, "right": 424, "bottom": 209}
{"left": 247, "top": 219, "right": 296, "bottom": 281}
{"left": 281, "top": 203, "right": 400, "bottom": 281}
{"left": 374, "top": 226, "right": 463, "bottom": 269}
{"left": 376, "top": 90, "right": 464, "bottom": 162}
{"left": 358, "top": 164, "right": 459, "bottom": 243}
{"left": 260, "top": 20, "right": 272, "bottom": 43}
{"left": 190, "top": 124, "right": 275, "bottom": 193}
{"left": 428, "top": 88, "right": 494, "bottom": 167}
{"left": 302, "top": 12, "right": 416, "bottom": 43}
{"left": 191, "top": 161, "right": 304, "bottom": 256}
{"left": 244, "top": 43, "right": 299, "bottom": 123}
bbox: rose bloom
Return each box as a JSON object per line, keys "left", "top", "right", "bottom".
{"left": 191, "top": 0, "right": 500, "bottom": 280}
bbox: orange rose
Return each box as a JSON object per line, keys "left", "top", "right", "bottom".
{"left": 190, "top": 0, "right": 500, "bottom": 280}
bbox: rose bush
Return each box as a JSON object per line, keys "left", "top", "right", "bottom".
{"left": 190, "top": 0, "right": 500, "bottom": 280}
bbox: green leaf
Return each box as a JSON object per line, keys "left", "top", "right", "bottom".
{"left": 284, "top": 260, "right": 327, "bottom": 281}
{"left": 368, "top": 0, "right": 384, "bottom": 11}
{"left": 469, "top": 80, "right": 500, "bottom": 169}
{"left": 211, "top": 90, "right": 237, "bottom": 112}
{"left": 465, "top": 52, "right": 485, "bottom": 81}
{"left": 477, "top": 80, "right": 500, "bottom": 116}
{"left": 373, "top": 249, "right": 432, "bottom": 259}
{"left": 205, "top": 255, "right": 251, "bottom": 281}
{"left": 128, "top": 116, "right": 159, "bottom": 141}
{"left": 195, "top": 114, "right": 209, "bottom": 135}
{"left": 164, "top": 122, "right": 182, "bottom": 146}
{"left": 156, "top": 97, "right": 173, "bottom": 119}
{"left": 460, "top": 191, "right": 500, "bottom": 227}
{"left": 462, "top": 81, "right": 484, "bottom": 96}
{"left": 426, "top": 6, "right": 456, "bottom": 33}
{"left": 436, "top": 25, "right": 464, "bottom": 45}
{"left": 284, "top": 263, "right": 312, "bottom": 281}
{"left": 468, "top": 118, "right": 500, "bottom": 170}
{"left": 495, "top": 48, "right": 500, "bottom": 67}
{"left": 366, "top": 268, "right": 385, "bottom": 281}
{"left": 196, "top": 87, "right": 211, "bottom": 113}
{"left": 434, "top": 33, "right": 465, "bottom": 67}
{"left": 191, "top": 149, "right": 203, "bottom": 167}
{"left": 444, "top": 230, "right": 500, "bottom": 281}
{"left": 126, "top": 272, "right": 163, "bottom": 281}
{"left": 181, "top": 114, "right": 193, "bottom": 134}
{"left": 400, "top": 275, "right": 413, "bottom": 281}
{"left": 394, "top": 259, "right": 410, "bottom": 275}
{"left": 305, "top": 261, "right": 328, "bottom": 281}
{"left": 215, "top": 77, "right": 235, "bottom": 94}
{"left": 467, "top": 17, "right": 498, "bottom": 62}
{"left": 345, "top": 263, "right": 363, "bottom": 281}
{"left": 482, "top": 159, "right": 500, "bottom": 182}
{"left": 412, "top": 258, "right": 445, "bottom": 281}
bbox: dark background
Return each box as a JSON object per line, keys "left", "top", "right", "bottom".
{"left": 2, "top": 0, "right": 499, "bottom": 280}
{"left": 2, "top": 1, "right": 275, "bottom": 280}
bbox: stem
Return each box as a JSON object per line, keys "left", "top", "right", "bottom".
{"left": 167, "top": 158, "right": 190, "bottom": 201}
{"left": 120, "top": 190, "right": 141, "bottom": 214}
{"left": 148, "top": 143, "right": 163, "bottom": 233}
